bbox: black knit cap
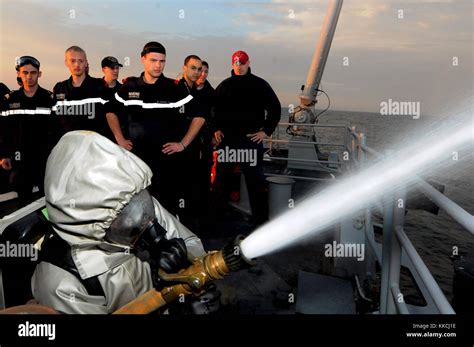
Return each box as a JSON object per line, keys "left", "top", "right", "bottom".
{"left": 141, "top": 41, "right": 166, "bottom": 57}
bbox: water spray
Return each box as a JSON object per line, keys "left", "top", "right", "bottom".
{"left": 241, "top": 108, "right": 473, "bottom": 259}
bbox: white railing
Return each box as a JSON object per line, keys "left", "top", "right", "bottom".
{"left": 349, "top": 127, "right": 471, "bottom": 314}
{"left": 264, "top": 119, "right": 469, "bottom": 314}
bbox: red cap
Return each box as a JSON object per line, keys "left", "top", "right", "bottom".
{"left": 232, "top": 50, "right": 249, "bottom": 65}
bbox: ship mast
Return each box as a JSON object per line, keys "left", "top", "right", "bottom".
{"left": 300, "top": 0, "right": 344, "bottom": 107}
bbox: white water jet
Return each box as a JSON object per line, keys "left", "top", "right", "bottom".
{"left": 241, "top": 102, "right": 473, "bottom": 259}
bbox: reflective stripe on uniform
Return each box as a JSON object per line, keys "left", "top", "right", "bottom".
{"left": 114, "top": 93, "right": 193, "bottom": 109}
{"left": 52, "top": 97, "right": 109, "bottom": 111}
{"left": 1, "top": 108, "right": 52, "bottom": 116}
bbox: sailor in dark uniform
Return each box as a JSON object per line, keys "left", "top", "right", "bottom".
{"left": 101, "top": 56, "right": 123, "bottom": 139}
{"left": 101, "top": 56, "right": 123, "bottom": 95}
{"left": 0, "top": 83, "right": 9, "bottom": 100}
{"left": 172, "top": 55, "right": 206, "bottom": 230}
{"left": 193, "top": 61, "right": 215, "bottom": 230}
{"left": 106, "top": 43, "right": 205, "bottom": 224}
{"left": 0, "top": 56, "right": 54, "bottom": 204}
{"left": 52, "top": 46, "right": 109, "bottom": 142}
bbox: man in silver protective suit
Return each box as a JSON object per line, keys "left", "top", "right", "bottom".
{"left": 31, "top": 130, "right": 207, "bottom": 314}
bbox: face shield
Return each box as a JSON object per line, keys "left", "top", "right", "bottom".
{"left": 105, "top": 189, "right": 168, "bottom": 262}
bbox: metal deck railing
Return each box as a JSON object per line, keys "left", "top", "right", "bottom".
{"left": 264, "top": 119, "right": 472, "bottom": 314}
{"left": 263, "top": 121, "right": 348, "bottom": 181}
{"left": 348, "top": 127, "right": 473, "bottom": 314}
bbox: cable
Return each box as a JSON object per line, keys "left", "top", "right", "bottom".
{"left": 314, "top": 88, "right": 331, "bottom": 120}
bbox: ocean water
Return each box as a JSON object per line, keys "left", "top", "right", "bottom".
{"left": 273, "top": 108, "right": 473, "bottom": 300}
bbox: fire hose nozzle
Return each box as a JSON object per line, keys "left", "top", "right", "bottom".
{"left": 221, "top": 235, "right": 256, "bottom": 272}
{"left": 114, "top": 235, "right": 255, "bottom": 314}
{"left": 158, "top": 235, "right": 255, "bottom": 291}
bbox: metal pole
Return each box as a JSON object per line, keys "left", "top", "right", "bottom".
{"left": 350, "top": 126, "right": 356, "bottom": 168}
{"left": 278, "top": 122, "right": 348, "bottom": 128}
{"left": 300, "top": 0, "right": 344, "bottom": 106}
{"left": 264, "top": 173, "right": 335, "bottom": 182}
{"left": 415, "top": 177, "right": 474, "bottom": 234}
{"left": 390, "top": 284, "right": 409, "bottom": 314}
{"left": 344, "top": 127, "right": 349, "bottom": 159}
{"left": 0, "top": 269, "right": 5, "bottom": 310}
{"left": 264, "top": 138, "right": 346, "bottom": 147}
{"left": 360, "top": 133, "right": 376, "bottom": 282}
{"left": 395, "top": 226, "right": 455, "bottom": 314}
{"left": 357, "top": 133, "right": 364, "bottom": 161}
{"left": 387, "top": 186, "right": 405, "bottom": 314}
{"left": 380, "top": 190, "right": 394, "bottom": 314}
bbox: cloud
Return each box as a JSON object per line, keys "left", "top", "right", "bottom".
{"left": 352, "top": 2, "right": 389, "bottom": 18}
{"left": 238, "top": 0, "right": 471, "bottom": 53}
{"left": 1, "top": 0, "right": 472, "bottom": 114}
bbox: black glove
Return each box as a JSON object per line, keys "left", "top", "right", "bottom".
{"left": 152, "top": 237, "right": 188, "bottom": 273}
{"left": 189, "top": 283, "right": 221, "bottom": 314}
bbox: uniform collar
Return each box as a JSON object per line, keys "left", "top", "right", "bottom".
{"left": 68, "top": 74, "right": 91, "bottom": 88}
{"left": 19, "top": 86, "right": 41, "bottom": 98}
{"left": 139, "top": 72, "right": 167, "bottom": 86}
{"left": 178, "top": 77, "right": 194, "bottom": 94}
{"left": 102, "top": 77, "right": 120, "bottom": 89}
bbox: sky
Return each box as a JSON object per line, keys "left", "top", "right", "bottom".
{"left": 0, "top": 0, "right": 472, "bottom": 114}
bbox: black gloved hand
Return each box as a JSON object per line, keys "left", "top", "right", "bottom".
{"left": 189, "top": 283, "right": 222, "bottom": 314}
{"left": 153, "top": 237, "right": 188, "bottom": 273}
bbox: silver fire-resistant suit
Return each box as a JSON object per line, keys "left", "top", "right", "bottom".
{"left": 31, "top": 131, "right": 206, "bottom": 314}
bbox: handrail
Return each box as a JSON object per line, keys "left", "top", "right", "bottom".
{"left": 390, "top": 284, "right": 409, "bottom": 314}
{"left": 361, "top": 144, "right": 382, "bottom": 159}
{"left": 278, "top": 122, "right": 348, "bottom": 129}
{"left": 263, "top": 138, "right": 345, "bottom": 147}
{"left": 415, "top": 178, "right": 474, "bottom": 235}
{"left": 264, "top": 173, "right": 335, "bottom": 182}
{"left": 354, "top": 135, "right": 473, "bottom": 234}
{"left": 352, "top": 125, "right": 463, "bottom": 315}
{"left": 395, "top": 226, "right": 455, "bottom": 314}
{"left": 266, "top": 156, "right": 342, "bottom": 165}
{"left": 273, "top": 119, "right": 466, "bottom": 314}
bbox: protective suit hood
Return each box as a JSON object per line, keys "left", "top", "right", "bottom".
{"left": 45, "top": 130, "right": 152, "bottom": 247}
{"left": 44, "top": 131, "right": 157, "bottom": 279}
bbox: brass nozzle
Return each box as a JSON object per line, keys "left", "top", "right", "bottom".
{"left": 221, "top": 235, "right": 256, "bottom": 272}
{"left": 114, "top": 235, "right": 255, "bottom": 314}
{"left": 158, "top": 250, "right": 230, "bottom": 292}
